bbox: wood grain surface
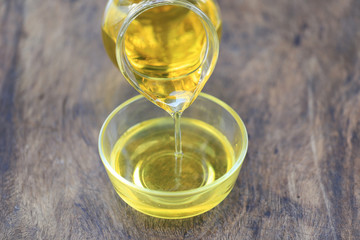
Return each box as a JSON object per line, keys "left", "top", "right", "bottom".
{"left": 1, "top": 0, "right": 359, "bottom": 239}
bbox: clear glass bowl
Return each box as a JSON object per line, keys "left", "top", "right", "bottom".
{"left": 98, "top": 93, "right": 248, "bottom": 219}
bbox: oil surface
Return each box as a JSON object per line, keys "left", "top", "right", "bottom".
{"left": 102, "top": 0, "right": 221, "bottom": 113}
{"left": 109, "top": 117, "right": 234, "bottom": 191}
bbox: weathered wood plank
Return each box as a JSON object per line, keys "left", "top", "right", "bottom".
{"left": 0, "top": 0, "right": 359, "bottom": 239}
{"left": 0, "top": 1, "right": 25, "bottom": 239}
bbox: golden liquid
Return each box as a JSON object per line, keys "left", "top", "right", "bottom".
{"left": 102, "top": 0, "right": 221, "bottom": 113}
{"left": 110, "top": 117, "right": 234, "bottom": 191}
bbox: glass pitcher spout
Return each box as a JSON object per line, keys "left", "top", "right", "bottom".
{"left": 102, "top": 0, "right": 222, "bottom": 114}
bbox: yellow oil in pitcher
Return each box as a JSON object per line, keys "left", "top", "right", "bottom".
{"left": 102, "top": 0, "right": 221, "bottom": 113}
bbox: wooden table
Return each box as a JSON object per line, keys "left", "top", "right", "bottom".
{"left": 1, "top": 0, "right": 359, "bottom": 239}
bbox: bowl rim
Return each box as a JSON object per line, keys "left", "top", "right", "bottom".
{"left": 98, "top": 92, "right": 248, "bottom": 196}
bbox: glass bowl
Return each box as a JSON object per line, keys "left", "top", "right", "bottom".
{"left": 98, "top": 93, "right": 248, "bottom": 219}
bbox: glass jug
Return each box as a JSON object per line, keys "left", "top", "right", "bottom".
{"left": 101, "top": 0, "right": 222, "bottom": 114}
